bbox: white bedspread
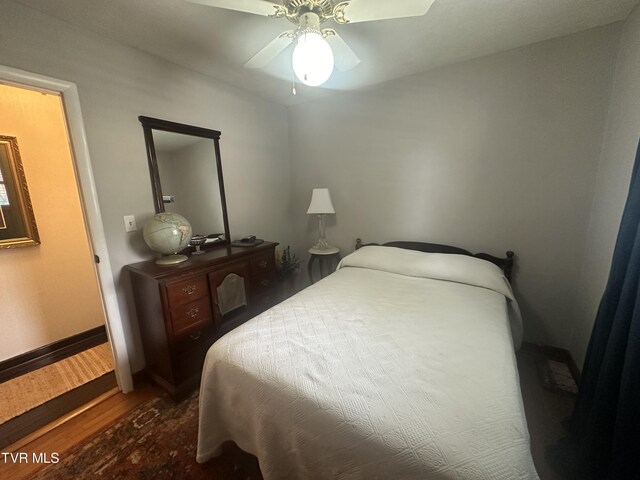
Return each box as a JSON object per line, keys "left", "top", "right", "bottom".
{"left": 197, "top": 247, "right": 538, "bottom": 479}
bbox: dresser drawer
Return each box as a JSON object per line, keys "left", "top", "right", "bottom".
{"left": 172, "top": 324, "right": 215, "bottom": 354}
{"left": 166, "top": 275, "right": 208, "bottom": 306}
{"left": 170, "top": 296, "right": 212, "bottom": 338}
{"left": 250, "top": 251, "right": 275, "bottom": 277}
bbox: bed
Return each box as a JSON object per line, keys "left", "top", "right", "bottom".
{"left": 196, "top": 241, "right": 538, "bottom": 479}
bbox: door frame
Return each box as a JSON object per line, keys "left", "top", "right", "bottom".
{"left": 0, "top": 65, "right": 133, "bottom": 392}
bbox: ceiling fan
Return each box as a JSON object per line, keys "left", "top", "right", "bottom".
{"left": 187, "top": 0, "right": 436, "bottom": 88}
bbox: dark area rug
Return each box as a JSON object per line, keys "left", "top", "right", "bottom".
{"left": 32, "top": 392, "right": 263, "bottom": 479}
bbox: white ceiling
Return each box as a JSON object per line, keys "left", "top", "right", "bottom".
{"left": 15, "top": 0, "right": 639, "bottom": 105}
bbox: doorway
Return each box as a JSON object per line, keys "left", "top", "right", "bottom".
{"left": 0, "top": 68, "right": 131, "bottom": 445}
{"left": 0, "top": 82, "right": 116, "bottom": 445}
{"left": 0, "top": 66, "right": 131, "bottom": 394}
{"left": 0, "top": 84, "right": 109, "bottom": 364}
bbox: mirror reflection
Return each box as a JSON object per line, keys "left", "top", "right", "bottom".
{"left": 152, "top": 130, "right": 225, "bottom": 237}
{"left": 139, "top": 115, "right": 230, "bottom": 248}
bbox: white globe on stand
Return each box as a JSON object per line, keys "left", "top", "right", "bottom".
{"left": 292, "top": 30, "right": 334, "bottom": 87}
{"left": 143, "top": 212, "right": 193, "bottom": 265}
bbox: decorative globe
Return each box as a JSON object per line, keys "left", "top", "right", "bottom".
{"left": 143, "top": 212, "right": 192, "bottom": 265}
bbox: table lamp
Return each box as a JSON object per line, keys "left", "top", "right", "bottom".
{"left": 307, "top": 188, "right": 336, "bottom": 251}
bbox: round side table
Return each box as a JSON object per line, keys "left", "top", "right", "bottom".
{"left": 308, "top": 247, "right": 341, "bottom": 284}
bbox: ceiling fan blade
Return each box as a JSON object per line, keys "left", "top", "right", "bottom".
{"left": 322, "top": 29, "right": 360, "bottom": 72}
{"left": 244, "top": 31, "right": 296, "bottom": 69}
{"left": 333, "top": 0, "right": 436, "bottom": 24}
{"left": 186, "top": 0, "right": 285, "bottom": 17}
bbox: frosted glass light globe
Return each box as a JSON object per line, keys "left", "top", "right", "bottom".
{"left": 292, "top": 30, "right": 334, "bottom": 87}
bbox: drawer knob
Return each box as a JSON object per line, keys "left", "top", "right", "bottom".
{"left": 186, "top": 307, "right": 199, "bottom": 318}
{"left": 189, "top": 331, "right": 202, "bottom": 340}
{"left": 260, "top": 279, "right": 270, "bottom": 287}
{"left": 182, "top": 285, "right": 197, "bottom": 295}
{"left": 258, "top": 260, "right": 268, "bottom": 268}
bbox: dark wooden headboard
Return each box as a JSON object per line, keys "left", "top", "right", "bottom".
{"left": 355, "top": 238, "right": 515, "bottom": 282}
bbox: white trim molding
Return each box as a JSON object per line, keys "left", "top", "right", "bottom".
{"left": 0, "top": 65, "right": 133, "bottom": 392}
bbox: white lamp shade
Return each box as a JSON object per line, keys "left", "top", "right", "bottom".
{"left": 307, "top": 188, "right": 335, "bottom": 214}
{"left": 292, "top": 30, "right": 334, "bottom": 87}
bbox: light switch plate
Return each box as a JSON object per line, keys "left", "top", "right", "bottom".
{"left": 123, "top": 215, "right": 137, "bottom": 232}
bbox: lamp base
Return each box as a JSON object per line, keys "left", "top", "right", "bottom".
{"left": 311, "top": 213, "right": 337, "bottom": 253}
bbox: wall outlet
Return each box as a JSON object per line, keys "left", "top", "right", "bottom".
{"left": 123, "top": 215, "right": 137, "bottom": 232}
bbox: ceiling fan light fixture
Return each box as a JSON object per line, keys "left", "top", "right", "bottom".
{"left": 292, "top": 29, "right": 334, "bottom": 87}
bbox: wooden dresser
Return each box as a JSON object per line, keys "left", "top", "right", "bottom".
{"left": 124, "top": 241, "right": 278, "bottom": 398}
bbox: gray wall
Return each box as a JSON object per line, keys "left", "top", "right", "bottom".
{"left": 570, "top": 6, "right": 640, "bottom": 367}
{"left": 288, "top": 25, "right": 620, "bottom": 351}
{"left": 0, "top": 2, "right": 293, "bottom": 372}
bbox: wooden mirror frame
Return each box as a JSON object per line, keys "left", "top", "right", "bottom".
{"left": 138, "top": 116, "right": 230, "bottom": 247}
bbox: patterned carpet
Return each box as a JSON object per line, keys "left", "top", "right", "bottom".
{"left": 0, "top": 343, "right": 114, "bottom": 424}
{"left": 31, "top": 392, "right": 263, "bottom": 480}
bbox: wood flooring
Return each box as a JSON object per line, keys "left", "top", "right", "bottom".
{"left": 0, "top": 384, "right": 161, "bottom": 480}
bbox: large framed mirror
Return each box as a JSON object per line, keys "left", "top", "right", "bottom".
{"left": 139, "top": 116, "right": 230, "bottom": 248}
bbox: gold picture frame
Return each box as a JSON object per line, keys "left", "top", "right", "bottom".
{"left": 0, "top": 135, "right": 40, "bottom": 249}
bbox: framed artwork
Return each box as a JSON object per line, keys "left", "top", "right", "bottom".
{"left": 0, "top": 135, "right": 40, "bottom": 249}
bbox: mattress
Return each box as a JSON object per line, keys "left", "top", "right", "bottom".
{"left": 197, "top": 246, "right": 538, "bottom": 479}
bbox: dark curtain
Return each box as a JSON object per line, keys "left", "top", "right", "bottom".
{"left": 547, "top": 138, "right": 640, "bottom": 480}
